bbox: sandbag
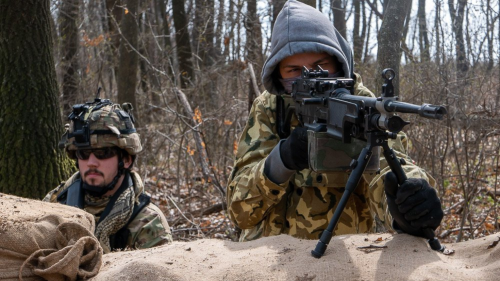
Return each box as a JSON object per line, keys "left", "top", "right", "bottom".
{"left": 91, "top": 232, "right": 500, "bottom": 281}
{"left": 0, "top": 193, "right": 102, "bottom": 281}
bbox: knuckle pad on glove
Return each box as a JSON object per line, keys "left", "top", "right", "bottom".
{"left": 397, "top": 194, "right": 426, "bottom": 213}
{"left": 395, "top": 179, "right": 424, "bottom": 204}
{"left": 404, "top": 207, "right": 429, "bottom": 221}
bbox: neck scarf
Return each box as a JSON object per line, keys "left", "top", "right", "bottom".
{"left": 86, "top": 173, "right": 135, "bottom": 253}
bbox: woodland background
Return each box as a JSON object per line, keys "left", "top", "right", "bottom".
{"left": 0, "top": 0, "right": 499, "bottom": 244}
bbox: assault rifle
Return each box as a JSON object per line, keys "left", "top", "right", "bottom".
{"left": 289, "top": 67, "right": 447, "bottom": 258}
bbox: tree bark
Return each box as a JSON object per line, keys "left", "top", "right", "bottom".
{"left": 117, "top": 0, "right": 139, "bottom": 113}
{"left": 486, "top": 0, "right": 494, "bottom": 71}
{"left": 104, "top": 0, "right": 123, "bottom": 92}
{"left": 215, "top": 0, "right": 224, "bottom": 57}
{"left": 157, "top": 0, "right": 175, "bottom": 81}
{"left": 448, "top": 0, "right": 469, "bottom": 79}
{"left": 434, "top": 0, "right": 441, "bottom": 64}
{"left": 0, "top": 0, "right": 73, "bottom": 198}
{"left": 245, "top": 0, "right": 263, "bottom": 80}
{"left": 353, "top": 0, "right": 363, "bottom": 64}
{"left": 417, "top": 0, "right": 430, "bottom": 62}
{"left": 271, "top": 0, "right": 287, "bottom": 30}
{"left": 363, "top": 1, "right": 374, "bottom": 63}
{"left": 376, "top": 0, "right": 412, "bottom": 96}
{"left": 299, "top": 0, "right": 316, "bottom": 7}
{"left": 59, "top": 0, "right": 81, "bottom": 113}
{"left": 331, "top": 0, "right": 347, "bottom": 39}
{"left": 193, "top": 0, "right": 216, "bottom": 68}
{"left": 172, "top": 0, "right": 195, "bottom": 88}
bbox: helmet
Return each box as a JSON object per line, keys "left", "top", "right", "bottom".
{"left": 59, "top": 98, "right": 142, "bottom": 159}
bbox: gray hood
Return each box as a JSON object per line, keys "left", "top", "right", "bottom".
{"left": 262, "top": 0, "right": 354, "bottom": 95}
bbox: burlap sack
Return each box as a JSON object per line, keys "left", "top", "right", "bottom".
{"left": 0, "top": 193, "right": 102, "bottom": 281}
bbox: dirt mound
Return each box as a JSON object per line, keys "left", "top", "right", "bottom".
{"left": 3, "top": 192, "right": 499, "bottom": 281}
{"left": 92, "top": 232, "right": 500, "bottom": 281}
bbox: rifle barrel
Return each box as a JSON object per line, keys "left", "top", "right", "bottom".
{"left": 385, "top": 101, "right": 447, "bottom": 120}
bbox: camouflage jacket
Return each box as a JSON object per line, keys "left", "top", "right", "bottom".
{"left": 227, "top": 75, "right": 434, "bottom": 241}
{"left": 44, "top": 170, "right": 173, "bottom": 250}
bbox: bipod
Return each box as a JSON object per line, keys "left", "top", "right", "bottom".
{"left": 311, "top": 130, "right": 445, "bottom": 258}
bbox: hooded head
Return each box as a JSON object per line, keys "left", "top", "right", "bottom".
{"left": 261, "top": 0, "right": 354, "bottom": 95}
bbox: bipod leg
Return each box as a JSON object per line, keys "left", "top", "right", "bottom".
{"left": 381, "top": 142, "right": 445, "bottom": 252}
{"left": 311, "top": 145, "right": 374, "bottom": 258}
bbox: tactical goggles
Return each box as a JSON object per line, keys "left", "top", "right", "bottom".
{"left": 75, "top": 147, "right": 119, "bottom": 160}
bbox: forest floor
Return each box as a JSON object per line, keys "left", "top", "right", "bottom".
{"left": 143, "top": 168, "right": 500, "bottom": 244}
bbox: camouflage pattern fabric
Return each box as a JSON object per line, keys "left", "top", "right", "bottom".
{"left": 43, "top": 171, "right": 173, "bottom": 252}
{"left": 60, "top": 103, "right": 142, "bottom": 159}
{"left": 92, "top": 179, "right": 135, "bottom": 253}
{"left": 227, "top": 74, "right": 435, "bottom": 241}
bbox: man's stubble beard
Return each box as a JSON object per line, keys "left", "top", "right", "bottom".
{"left": 84, "top": 169, "right": 106, "bottom": 187}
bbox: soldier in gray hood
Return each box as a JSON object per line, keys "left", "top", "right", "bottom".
{"left": 227, "top": 0, "right": 443, "bottom": 242}
{"left": 262, "top": 0, "right": 354, "bottom": 95}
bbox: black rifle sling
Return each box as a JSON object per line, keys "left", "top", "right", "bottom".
{"left": 58, "top": 180, "right": 84, "bottom": 209}
{"left": 276, "top": 95, "right": 294, "bottom": 139}
{"left": 109, "top": 193, "right": 151, "bottom": 250}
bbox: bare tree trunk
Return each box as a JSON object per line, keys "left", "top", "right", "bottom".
{"left": 363, "top": 0, "right": 374, "bottom": 63}
{"left": 105, "top": 0, "right": 123, "bottom": 93}
{"left": 434, "top": 0, "right": 441, "bottom": 65}
{"left": 117, "top": 0, "right": 139, "bottom": 112}
{"left": 245, "top": 0, "right": 263, "bottom": 111}
{"left": 299, "top": 0, "right": 316, "bottom": 7}
{"left": 172, "top": 0, "right": 195, "bottom": 88}
{"left": 271, "top": 0, "right": 287, "bottom": 30}
{"left": 486, "top": 0, "right": 494, "bottom": 71}
{"left": 497, "top": 0, "right": 500, "bottom": 107}
{"left": 331, "top": 0, "right": 347, "bottom": 39}
{"left": 353, "top": 0, "right": 363, "bottom": 64}
{"left": 138, "top": 5, "right": 149, "bottom": 106}
{"left": 245, "top": 0, "right": 263, "bottom": 79}
{"left": 223, "top": 0, "right": 235, "bottom": 59}
{"left": 59, "top": 0, "right": 81, "bottom": 114}
{"left": 417, "top": 0, "right": 430, "bottom": 62}
{"left": 158, "top": 0, "right": 174, "bottom": 78}
{"left": 0, "top": 0, "right": 73, "bottom": 198}
{"left": 234, "top": 0, "right": 243, "bottom": 60}
{"left": 215, "top": 0, "right": 224, "bottom": 56}
{"left": 448, "top": 0, "right": 469, "bottom": 80}
{"left": 193, "top": 0, "right": 216, "bottom": 68}
{"left": 376, "top": 0, "right": 412, "bottom": 96}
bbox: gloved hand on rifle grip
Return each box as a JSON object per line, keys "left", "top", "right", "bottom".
{"left": 280, "top": 127, "right": 309, "bottom": 171}
{"left": 384, "top": 172, "right": 443, "bottom": 239}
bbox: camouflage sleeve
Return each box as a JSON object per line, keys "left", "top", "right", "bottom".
{"left": 353, "top": 72, "right": 375, "bottom": 97}
{"left": 127, "top": 203, "right": 173, "bottom": 249}
{"left": 226, "top": 92, "right": 289, "bottom": 230}
{"left": 42, "top": 184, "right": 63, "bottom": 202}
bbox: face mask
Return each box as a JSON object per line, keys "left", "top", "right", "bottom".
{"left": 279, "top": 71, "right": 344, "bottom": 94}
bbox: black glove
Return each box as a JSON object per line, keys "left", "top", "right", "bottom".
{"left": 280, "top": 127, "right": 309, "bottom": 171}
{"left": 384, "top": 172, "right": 443, "bottom": 239}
